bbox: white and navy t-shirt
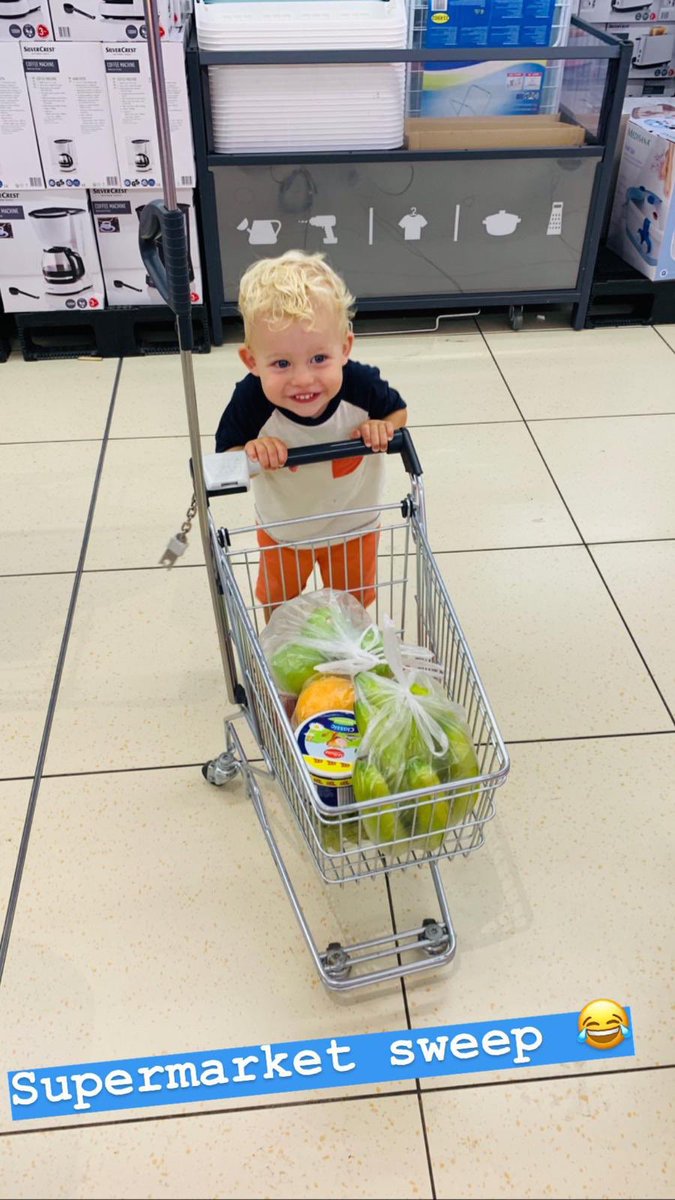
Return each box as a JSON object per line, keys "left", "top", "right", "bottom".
{"left": 215, "top": 360, "right": 406, "bottom": 544}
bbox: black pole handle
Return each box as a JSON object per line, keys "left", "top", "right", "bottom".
{"left": 138, "top": 198, "right": 193, "bottom": 351}
{"left": 284, "top": 428, "right": 422, "bottom": 477}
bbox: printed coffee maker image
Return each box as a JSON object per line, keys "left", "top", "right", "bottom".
{"left": 131, "top": 138, "right": 152, "bottom": 172}
{"left": 54, "top": 138, "right": 76, "bottom": 173}
{"left": 28, "top": 205, "right": 93, "bottom": 296}
{"left": 135, "top": 201, "right": 193, "bottom": 295}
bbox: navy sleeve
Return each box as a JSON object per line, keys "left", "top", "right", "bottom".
{"left": 214, "top": 376, "right": 274, "bottom": 452}
{"left": 344, "top": 361, "right": 407, "bottom": 420}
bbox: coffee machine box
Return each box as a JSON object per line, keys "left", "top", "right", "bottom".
{"left": 21, "top": 41, "right": 120, "bottom": 188}
{"left": 0, "top": 0, "right": 53, "bottom": 43}
{"left": 0, "top": 43, "right": 44, "bottom": 190}
{"left": 0, "top": 189, "right": 105, "bottom": 310}
{"left": 103, "top": 39, "right": 194, "bottom": 187}
{"left": 90, "top": 186, "right": 202, "bottom": 305}
{"left": 608, "top": 114, "right": 675, "bottom": 280}
{"left": 51, "top": 0, "right": 189, "bottom": 42}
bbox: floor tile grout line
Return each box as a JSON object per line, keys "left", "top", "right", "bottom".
{"left": 2, "top": 727, "right": 673, "bottom": 786}
{"left": 1, "top": 1062, "right": 672, "bottom": 1141}
{"left": 477, "top": 326, "right": 675, "bottom": 731}
{"left": 3, "top": 536, "right": 675, "bottom": 581}
{"left": 0, "top": 358, "right": 123, "bottom": 987}
{"left": 384, "top": 876, "right": 438, "bottom": 1200}
{"left": 653, "top": 327, "right": 675, "bottom": 356}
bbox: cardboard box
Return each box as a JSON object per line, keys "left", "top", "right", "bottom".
{"left": 0, "top": 42, "right": 44, "bottom": 189}
{"left": 580, "top": 0, "right": 675, "bottom": 24}
{"left": 625, "top": 75, "right": 675, "bottom": 91}
{"left": 404, "top": 116, "right": 586, "bottom": 150}
{"left": 50, "top": 0, "right": 187, "bottom": 43}
{"left": 608, "top": 22, "right": 675, "bottom": 77}
{"left": 0, "top": 0, "right": 53, "bottom": 43}
{"left": 608, "top": 114, "right": 675, "bottom": 279}
{"left": 421, "top": 61, "right": 547, "bottom": 118}
{"left": 103, "top": 39, "right": 194, "bottom": 187}
{"left": 0, "top": 188, "right": 105, "bottom": 310}
{"left": 90, "top": 187, "right": 202, "bottom": 305}
{"left": 22, "top": 41, "right": 120, "bottom": 188}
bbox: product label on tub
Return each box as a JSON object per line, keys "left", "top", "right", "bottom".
{"left": 295, "top": 711, "right": 361, "bottom": 808}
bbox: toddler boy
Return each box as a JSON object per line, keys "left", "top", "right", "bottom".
{"left": 215, "top": 250, "right": 407, "bottom": 611}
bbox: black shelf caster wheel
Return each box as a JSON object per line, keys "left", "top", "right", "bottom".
{"left": 418, "top": 918, "right": 450, "bottom": 957}
{"left": 322, "top": 942, "right": 352, "bottom": 982}
{"left": 509, "top": 305, "right": 524, "bottom": 332}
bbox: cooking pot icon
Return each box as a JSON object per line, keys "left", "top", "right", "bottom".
{"left": 483, "top": 209, "right": 521, "bottom": 237}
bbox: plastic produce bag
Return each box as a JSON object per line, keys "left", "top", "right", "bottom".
{"left": 261, "top": 589, "right": 439, "bottom": 699}
{"left": 353, "top": 619, "right": 481, "bottom": 854}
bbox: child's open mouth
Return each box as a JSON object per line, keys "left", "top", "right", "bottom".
{"left": 292, "top": 393, "right": 321, "bottom": 405}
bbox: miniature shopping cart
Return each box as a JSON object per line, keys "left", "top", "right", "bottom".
{"left": 138, "top": 2, "right": 509, "bottom": 992}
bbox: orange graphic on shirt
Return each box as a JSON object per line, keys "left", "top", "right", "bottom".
{"left": 332, "top": 456, "right": 363, "bottom": 479}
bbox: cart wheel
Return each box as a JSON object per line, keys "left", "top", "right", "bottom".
{"left": 201, "top": 753, "right": 240, "bottom": 787}
{"left": 509, "top": 305, "right": 524, "bottom": 332}
{"left": 322, "top": 941, "right": 352, "bottom": 982}
{"left": 418, "top": 918, "right": 450, "bottom": 957}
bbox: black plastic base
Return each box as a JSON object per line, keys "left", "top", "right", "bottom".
{"left": 586, "top": 246, "right": 675, "bottom": 328}
{"left": 14, "top": 305, "right": 211, "bottom": 362}
{"left": 0, "top": 311, "right": 13, "bottom": 363}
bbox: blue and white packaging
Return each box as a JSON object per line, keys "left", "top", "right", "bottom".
{"left": 421, "top": 60, "right": 546, "bottom": 116}
{"left": 425, "top": 0, "right": 557, "bottom": 49}
{"left": 608, "top": 113, "right": 675, "bottom": 279}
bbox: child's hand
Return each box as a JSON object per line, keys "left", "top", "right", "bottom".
{"left": 351, "top": 419, "right": 394, "bottom": 453}
{"left": 245, "top": 437, "right": 289, "bottom": 471}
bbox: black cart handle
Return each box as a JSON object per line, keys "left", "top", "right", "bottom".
{"left": 138, "top": 199, "right": 193, "bottom": 351}
{"left": 284, "top": 428, "right": 422, "bottom": 477}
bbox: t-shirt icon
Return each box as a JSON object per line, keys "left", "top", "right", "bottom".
{"left": 398, "top": 206, "right": 428, "bottom": 241}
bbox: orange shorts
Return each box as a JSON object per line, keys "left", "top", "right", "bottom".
{"left": 256, "top": 527, "right": 379, "bottom": 611}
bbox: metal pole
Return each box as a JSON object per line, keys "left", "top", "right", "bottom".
{"left": 142, "top": 0, "right": 239, "bottom": 700}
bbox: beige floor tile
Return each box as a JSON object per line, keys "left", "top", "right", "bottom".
{"left": 42, "top": 567, "right": 232, "bottom": 775}
{"left": 532, "top": 414, "right": 675, "bottom": 543}
{"left": 655, "top": 325, "right": 675, "bottom": 353}
{"left": 350, "top": 331, "right": 521, "bottom": 425}
{"left": 0, "top": 356, "right": 117, "bottom": 444}
{"left": 0, "top": 441, "right": 100, "bottom": 575}
{"left": 435, "top": 546, "right": 670, "bottom": 740}
{"left": 591, "top": 541, "right": 675, "bottom": 716}
{"left": 0, "top": 782, "right": 28, "bottom": 923}
{"left": 387, "top": 735, "right": 674, "bottom": 1084}
{"left": 0, "top": 575, "right": 73, "bottom": 779}
{"left": 110, "top": 350, "right": 243, "bottom": 441}
{"left": 384, "top": 425, "right": 579, "bottom": 553}
{"left": 424, "top": 1068, "right": 673, "bottom": 1199}
{"left": 0, "top": 1093, "right": 429, "bottom": 1200}
{"left": 0, "top": 768, "right": 410, "bottom": 1132}
{"left": 482, "top": 327, "right": 675, "bottom": 419}
{"left": 109, "top": 335, "right": 519, "bottom": 445}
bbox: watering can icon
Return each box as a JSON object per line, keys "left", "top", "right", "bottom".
{"left": 237, "top": 218, "right": 282, "bottom": 245}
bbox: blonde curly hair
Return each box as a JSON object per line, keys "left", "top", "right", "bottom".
{"left": 238, "top": 250, "right": 355, "bottom": 344}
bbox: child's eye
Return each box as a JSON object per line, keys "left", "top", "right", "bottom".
{"left": 312, "top": 354, "right": 328, "bottom": 364}
{"left": 273, "top": 359, "right": 290, "bottom": 369}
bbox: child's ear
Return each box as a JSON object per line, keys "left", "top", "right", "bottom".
{"left": 342, "top": 331, "right": 354, "bottom": 363}
{"left": 239, "top": 346, "right": 258, "bottom": 374}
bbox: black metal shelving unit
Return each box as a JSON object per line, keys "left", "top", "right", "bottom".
{"left": 185, "top": 19, "right": 631, "bottom": 342}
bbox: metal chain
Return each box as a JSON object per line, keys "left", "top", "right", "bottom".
{"left": 180, "top": 495, "right": 197, "bottom": 542}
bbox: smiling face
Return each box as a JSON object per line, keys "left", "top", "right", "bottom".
{"left": 578, "top": 999, "right": 630, "bottom": 1051}
{"left": 239, "top": 308, "right": 354, "bottom": 422}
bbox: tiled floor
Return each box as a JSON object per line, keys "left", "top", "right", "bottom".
{"left": 1, "top": 320, "right": 674, "bottom": 1199}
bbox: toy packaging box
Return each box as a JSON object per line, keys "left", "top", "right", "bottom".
{"left": 90, "top": 186, "right": 202, "bottom": 305}
{"left": 0, "top": 0, "right": 53, "bottom": 43}
{"left": 0, "top": 188, "right": 105, "bottom": 310}
{"left": 608, "top": 113, "right": 675, "bottom": 279}
{"left": 103, "top": 38, "right": 194, "bottom": 187}
{"left": 0, "top": 42, "right": 44, "bottom": 190}
{"left": 21, "top": 41, "right": 120, "bottom": 188}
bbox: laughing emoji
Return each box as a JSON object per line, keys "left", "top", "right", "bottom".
{"left": 578, "top": 999, "right": 631, "bottom": 1050}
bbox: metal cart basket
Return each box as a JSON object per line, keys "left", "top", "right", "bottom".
{"left": 138, "top": 0, "right": 509, "bottom": 992}
{"left": 201, "top": 432, "right": 509, "bottom": 989}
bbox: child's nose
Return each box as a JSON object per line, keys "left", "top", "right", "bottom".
{"left": 292, "top": 363, "right": 314, "bottom": 386}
